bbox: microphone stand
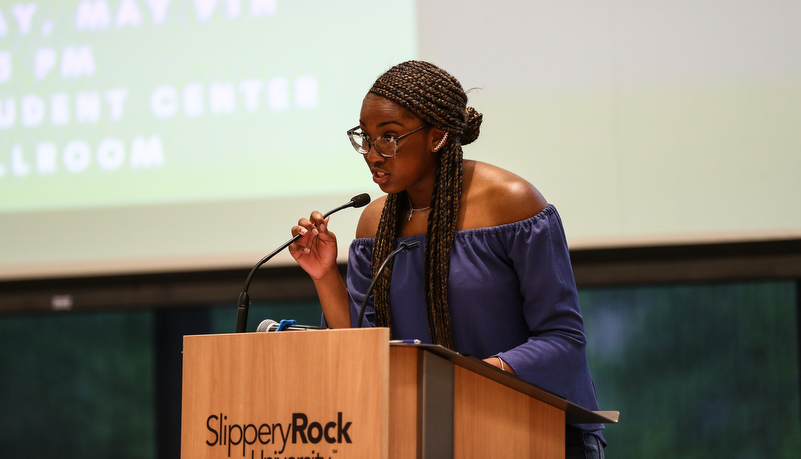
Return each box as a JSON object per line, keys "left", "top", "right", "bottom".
{"left": 356, "top": 239, "right": 420, "bottom": 328}
{"left": 235, "top": 235, "right": 301, "bottom": 333}
{"left": 235, "top": 194, "right": 370, "bottom": 333}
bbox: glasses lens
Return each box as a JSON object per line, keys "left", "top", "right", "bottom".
{"left": 374, "top": 137, "right": 398, "bottom": 158}
{"left": 348, "top": 131, "right": 369, "bottom": 154}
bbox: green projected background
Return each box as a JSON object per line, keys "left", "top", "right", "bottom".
{"left": 0, "top": 1, "right": 415, "bottom": 211}
{"left": 0, "top": 0, "right": 416, "bottom": 280}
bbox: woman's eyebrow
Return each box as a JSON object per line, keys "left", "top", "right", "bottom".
{"left": 358, "top": 119, "right": 405, "bottom": 129}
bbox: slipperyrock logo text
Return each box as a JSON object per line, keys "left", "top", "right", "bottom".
{"left": 206, "top": 412, "right": 353, "bottom": 458}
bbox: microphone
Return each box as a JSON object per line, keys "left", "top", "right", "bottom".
{"left": 321, "top": 193, "right": 371, "bottom": 218}
{"left": 235, "top": 193, "right": 371, "bottom": 333}
{"left": 356, "top": 239, "right": 420, "bottom": 328}
{"left": 257, "top": 318, "right": 323, "bottom": 332}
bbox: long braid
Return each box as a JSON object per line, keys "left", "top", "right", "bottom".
{"left": 371, "top": 193, "right": 401, "bottom": 328}
{"left": 367, "top": 61, "right": 482, "bottom": 349}
{"left": 423, "top": 141, "right": 463, "bottom": 347}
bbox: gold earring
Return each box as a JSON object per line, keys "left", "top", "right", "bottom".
{"left": 433, "top": 132, "right": 448, "bottom": 151}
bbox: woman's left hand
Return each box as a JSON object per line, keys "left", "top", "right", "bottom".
{"left": 483, "top": 356, "right": 516, "bottom": 375}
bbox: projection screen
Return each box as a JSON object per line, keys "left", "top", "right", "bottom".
{"left": 2, "top": 0, "right": 800, "bottom": 281}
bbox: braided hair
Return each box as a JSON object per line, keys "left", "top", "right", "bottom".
{"left": 367, "top": 61, "right": 483, "bottom": 349}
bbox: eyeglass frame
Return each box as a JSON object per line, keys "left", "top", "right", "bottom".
{"left": 346, "top": 123, "right": 429, "bottom": 158}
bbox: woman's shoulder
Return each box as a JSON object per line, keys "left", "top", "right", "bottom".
{"left": 354, "top": 161, "right": 548, "bottom": 237}
{"left": 460, "top": 160, "right": 548, "bottom": 230}
{"left": 355, "top": 195, "right": 386, "bottom": 239}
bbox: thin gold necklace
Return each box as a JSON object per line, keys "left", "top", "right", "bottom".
{"left": 406, "top": 194, "right": 431, "bottom": 221}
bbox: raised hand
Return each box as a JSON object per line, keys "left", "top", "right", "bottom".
{"left": 289, "top": 211, "right": 338, "bottom": 280}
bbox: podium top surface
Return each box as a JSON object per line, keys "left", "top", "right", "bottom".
{"left": 394, "top": 342, "right": 619, "bottom": 425}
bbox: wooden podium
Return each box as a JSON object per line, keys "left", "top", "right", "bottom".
{"left": 181, "top": 328, "right": 617, "bottom": 458}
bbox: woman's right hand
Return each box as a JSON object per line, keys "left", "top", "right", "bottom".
{"left": 289, "top": 211, "right": 339, "bottom": 280}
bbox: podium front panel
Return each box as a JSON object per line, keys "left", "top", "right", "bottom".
{"left": 181, "top": 328, "right": 390, "bottom": 459}
{"left": 454, "top": 366, "right": 565, "bottom": 458}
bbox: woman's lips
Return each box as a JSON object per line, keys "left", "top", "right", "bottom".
{"left": 371, "top": 168, "right": 389, "bottom": 186}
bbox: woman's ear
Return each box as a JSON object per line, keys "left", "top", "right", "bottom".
{"left": 431, "top": 128, "right": 449, "bottom": 152}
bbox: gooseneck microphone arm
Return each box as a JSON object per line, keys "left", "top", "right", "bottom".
{"left": 235, "top": 193, "right": 371, "bottom": 333}
{"left": 356, "top": 239, "right": 420, "bottom": 328}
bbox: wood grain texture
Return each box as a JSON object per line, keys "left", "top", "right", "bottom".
{"left": 388, "top": 346, "right": 419, "bottom": 459}
{"left": 181, "top": 328, "right": 389, "bottom": 459}
{"left": 454, "top": 366, "right": 564, "bottom": 458}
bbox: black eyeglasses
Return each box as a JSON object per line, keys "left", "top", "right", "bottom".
{"left": 346, "top": 124, "right": 428, "bottom": 158}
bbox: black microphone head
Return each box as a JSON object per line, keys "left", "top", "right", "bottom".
{"left": 257, "top": 319, "right": 278, "bottom": 332}
{"left": 350, "top": 193, "right": 371, "bottom": 208}
{"left": 401, "top": 239, "right": 420, "bottom": 250}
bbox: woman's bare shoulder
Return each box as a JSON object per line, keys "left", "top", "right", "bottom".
{"left": 355, "top": 195, "right": 386, "bottom": 239}
{"left": 461, "top": 161, "right": 548, "bottom": 228}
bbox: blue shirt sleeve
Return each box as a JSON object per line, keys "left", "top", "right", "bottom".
{"left": 494, "top": 207, "right": 600, "bottom": 415}
{"left": 346, "top": 239, "right": 377, "bottom": 328}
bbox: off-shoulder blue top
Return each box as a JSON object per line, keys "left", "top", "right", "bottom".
{"left": 346, "top": 204, "right": 603, "bottom": 433}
